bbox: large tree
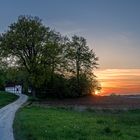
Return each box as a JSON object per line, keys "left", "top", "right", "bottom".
{"left": 0, "top": 15, "right": 49, "bottom": 96}
{"left": 66, "top": 35, "right": 98, "bottom": 95}
{"left": 41, "top": 31, "right": 67, "bottom": 87}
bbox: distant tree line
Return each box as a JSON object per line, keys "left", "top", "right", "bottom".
{"left": 0, "top": 15, "right": 101, "bottom": 98}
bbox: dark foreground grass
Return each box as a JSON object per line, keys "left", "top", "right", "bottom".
{"left": 0, "top": 91, "right": 18, "bottom": 108}
{"left": 14, "top": 105, "right": 140, "bottom": 140}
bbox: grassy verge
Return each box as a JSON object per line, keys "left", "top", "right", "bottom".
{"left": 0, "top": 91, "right": 18, "bottom": 108}
{"left": 14, "top": 105, "right": 140, "bottom": 140}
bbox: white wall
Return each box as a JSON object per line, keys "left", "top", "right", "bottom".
{"left": 5, "top": 85, "right": 22, "bottom": 94}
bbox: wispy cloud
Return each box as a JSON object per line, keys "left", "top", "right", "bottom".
{"left": 88, "top": 31, "right": 140, "bottom": 69}
{"left": 45, "top": 20, "right": 86, "bottom": 36}
{"left": 60, "top": 28, "right": 86, "bottom": 36}
{"left": 95, "top": 69, "right": 140, "bottom": 95}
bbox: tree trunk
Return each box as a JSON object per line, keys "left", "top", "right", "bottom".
{"left": 76, "top": 47, "right": 80, "bottom": 96}
{"left": 51, "top": 59, "right": 55, "bottom": 87}
{"left": 32, "top": 86, "right": 36, "bottom": 98}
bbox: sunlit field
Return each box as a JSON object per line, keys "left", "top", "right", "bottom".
{"left": 14, "top": 105, "right": 140, "bottom": 140}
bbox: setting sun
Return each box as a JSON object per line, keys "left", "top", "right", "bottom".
{"left": 94, "top": 90, "right": 101, "bottom": 95}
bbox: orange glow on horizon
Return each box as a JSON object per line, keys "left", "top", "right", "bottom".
{"left": 94, "top": 90, "right": 101, "bottom": 95}
{"left": 95, "top": 69, "right": 140, "bottom": 96}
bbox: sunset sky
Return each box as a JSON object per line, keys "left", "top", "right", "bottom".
{"left": 95, "top": 69, "right": 140, "bottom": 95}
{"left": 0, "top": 0, "right": 140, "bottom": 95}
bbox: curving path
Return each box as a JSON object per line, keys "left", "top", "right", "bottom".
{"left": 0, "top": 94, "right": 28, "bottom": 140}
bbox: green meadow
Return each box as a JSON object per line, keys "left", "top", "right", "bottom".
{"left": 14, "top": 105, "right": 140, "bottom": 140}
{"left": 0, "top": 91, "right": 18, "bottom": 108}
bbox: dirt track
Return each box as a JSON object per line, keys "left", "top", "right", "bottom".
{"left": 40, "top": 95, "right": 140, "bottom": 109}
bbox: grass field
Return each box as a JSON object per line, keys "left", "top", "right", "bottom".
{"left": 14, "top": 105, "right": 140, "bottom": 140}
{"left": 0, "top": 91, "right": 18, "bottom": 108}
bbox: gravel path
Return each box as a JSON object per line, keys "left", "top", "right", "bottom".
{"left": 0, "top": 94, "right": 28, "bottom": 140}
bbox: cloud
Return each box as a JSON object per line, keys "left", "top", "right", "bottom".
{"left": 45, "top": 20, "right": 86, "bottom": 36}
{"left": 95, "top": 69, "right": 140, "bottom": 95}
{"left": 60, "top": 28, "right": 86, "bottom": 36}
{"left": 88, "top": 31, "right": 140, "bottom": 69}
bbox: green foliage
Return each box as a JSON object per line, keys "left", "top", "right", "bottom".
{"left": 0, "top": 16, "right": 49, "bottom": 95}
{"left": 0, "top": 15, "right": 100, "bottom": 98}
{"left": 0, "top": 91, "right": 18, "bottom": 108}
{"left": 14, "top": 106, "right": 140, "bottom": 140}
{"left": 67, "top": 35, "right": 98, "bottom": 74}
{"left": 0, "top": 69, "right": 6, "bottom": 90}
{"left": 0, "top": 67, "right": 29, "bottom": 93}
